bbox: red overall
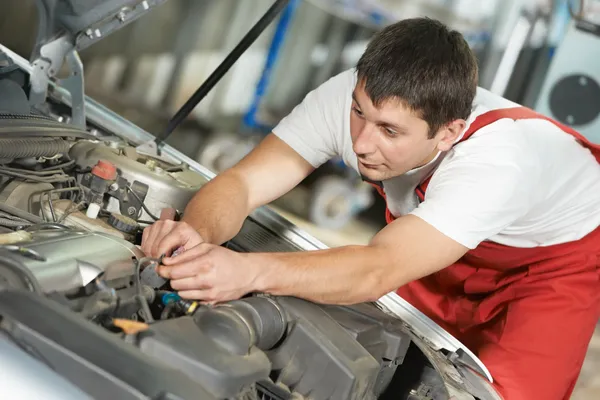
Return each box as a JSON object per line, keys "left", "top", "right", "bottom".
{"left": 373, "top": 107, "right": 600, "bottom": 400}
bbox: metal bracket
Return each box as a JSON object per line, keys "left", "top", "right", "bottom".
{"left": 74, "top": 0, "right": 169, "bottom": 52}
{"left": 29, "top": 34, "right": 73, "bottom": 107}
{"left": 29, "top": 34, "right": 86, "bottom": 128}
{"left": 115, "top": 180, "right": 149, "bottom": 220}
{"left": 135, "top": 140, "right": 160, "bottom": 158}
{"left": 58, "top": 51, "right": 86, "bottom": 128}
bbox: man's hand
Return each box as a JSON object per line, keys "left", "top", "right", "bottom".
{"left": 157, "top": 244, "right": 258, "bottom": 303}
{"left": 141, "top": 220, "right": 204, "bottom": 258}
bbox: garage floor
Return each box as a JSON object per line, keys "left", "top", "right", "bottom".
{"left": 270, "top": 206, "right": 600, "bottom": 399}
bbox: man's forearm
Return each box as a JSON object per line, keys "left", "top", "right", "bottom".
{"left": 181, "top": 171, "right": 251, "bottom": 245}
{"left": 247, "top": 245, "right": 395, "bottom": 305}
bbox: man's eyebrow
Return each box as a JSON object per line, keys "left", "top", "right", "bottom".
{"left": 378, "top": 121, "right": 403, "bottom": 131}
{"left": 352, "top": 92, "right": 406, "bottom": 132}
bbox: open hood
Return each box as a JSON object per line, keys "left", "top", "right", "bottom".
{"left": 27, "top": 0, "right": 167, "bottom": 128}
{"left": 32, "top": 0, "right": 167, "bottom": 58}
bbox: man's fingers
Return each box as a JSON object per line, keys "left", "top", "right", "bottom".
{"left": 143, "top": 221, "right": 174, "bottom": 257}
{"left": 170, "top": 275, "right": 211, "bottom": 291}
{"left": 158, "top": 259, "right": 211, "bottom": 280}
{"left": 141, "top": 225, "right": 158, "bottom": 255}
{"left": 177, "top": 290, "right": 215, "bottom": 301}
{"left": 155, "top": 230, "right": 184, "bottom": 258}
{"left": 162, "top": 243, "right": 212, "bottom": 265}
{"left": 150, "top": 221, "right": 181, "bottom": 257}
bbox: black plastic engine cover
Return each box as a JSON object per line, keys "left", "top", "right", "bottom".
{"left": 136, "top": 316, "right": 271, "bottom": 399}
{"left": 267, "top": 297, "right": 392, "bottom": 400}
{"left": 321, "top": 303, "right": 412, "bottom": 396}
{"left": 0, "top": 289, "right": 217, "bottom": 400}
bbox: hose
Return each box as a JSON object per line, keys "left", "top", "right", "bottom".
{"left": 0, "top": 203, "right": 43, "bottom": 224}
{"left": 0, "top": 218, "right": 32, "bottom": 228}
{"left": 24, "top": 223, "right": 70, "bottom": 232}
{"left": 0, "top": 168, "right": 73, "bottom": 183}
{"left": 134, "top": 257, "right": 155, "bottom": 323}
{"left": 0, "top": 138, "right": 70, "bottom": 159}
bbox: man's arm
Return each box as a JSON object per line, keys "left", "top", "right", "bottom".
{"left": 159, "top": 214, "right": 469, "bottom": 304}
{"left": 142, "top": 133, "right": 314, "bottom": 257}
{"left": 182, "top": 133, "right": 314, "bottom": 244}
{"left": 250, "top": 215, "right": 469, "bottom": 304}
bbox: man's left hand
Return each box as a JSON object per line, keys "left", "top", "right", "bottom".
{"left": 157, "top": 244, "right": 259, "bottom": 304}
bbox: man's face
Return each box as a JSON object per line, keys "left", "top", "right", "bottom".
{"left": 350, "top": 81, "right": 453, "bottom": 181}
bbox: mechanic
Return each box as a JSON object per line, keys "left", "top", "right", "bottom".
{"left": 142, "top": 17, "right": 600, "bottom": 399}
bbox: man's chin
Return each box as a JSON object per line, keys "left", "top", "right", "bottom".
{"left": 359, "top": 165, "right": 406, "bottom": 182}
{"left": 358, "top": 166, "right": 385, "bottom": 182}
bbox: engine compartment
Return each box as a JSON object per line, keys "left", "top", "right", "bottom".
{"left": 0, "top": 146, "right": 417, "bottom": 399}
{"left": 0, "top": 43, "right": 497, "bottom": 400}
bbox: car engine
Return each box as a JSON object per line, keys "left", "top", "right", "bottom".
{"left": 0, "top": 52, "right": 441, "bottom": 400}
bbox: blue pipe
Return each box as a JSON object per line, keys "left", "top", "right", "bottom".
{"left": 242, "top": 0, "right": 302, "bottom": 133}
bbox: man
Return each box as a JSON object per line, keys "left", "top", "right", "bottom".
{"left": 142, "top": 17, "right": 600, "bottom": 399}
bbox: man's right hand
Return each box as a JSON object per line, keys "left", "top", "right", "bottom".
{"left": 141, "top": 220, "right": 204, "bottom": 258}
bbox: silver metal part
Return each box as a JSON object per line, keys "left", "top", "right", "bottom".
{"left": 30, "top": 34, "right": 74, "bottom": 107}
{"left": 0, "top": 228, "right": 142, "bottom": 293}
{"left": 70, "top": 141, "right": 207, "bottom": 216}
{"left": 74, "top": 1, "right": 169, "bottom": 51}
{"left": 29, "top": 34, "right": 86, "bottom": 128}
{"left": 59, "top": 50, "right": 86, "bottom": 128}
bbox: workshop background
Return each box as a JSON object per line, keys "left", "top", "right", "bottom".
{"left": 1, "top": 0, "right": 599, "bottom": 397}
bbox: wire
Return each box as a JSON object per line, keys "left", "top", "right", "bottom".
{"left": 134, "top": 257, "right": 155, "bottom": 323}
{"left": 32, "top": 187, "right": 82, "bottom": 223}
{"left": 0, "top": 167, "right": 72, "bottom": 183}
{"left": 46, "top": 192, "right": 56, "bottom": 222}
{"left": 24, "top": 223, "right": 70, "bottom": 232}
{"left": 160, "top": 302, "right": 176, "bottom": 320}
{"left": 0, "top": 218, "right": 33, "bottom": 228}
{"left": 56, "top": 201, "right": 85, "bottom": 224}
{"left": 0, "top": 165, "right": 66, "bottom": 176}
{"left": 0, "top": 203, "right": 43, "bottom": 224}
{"left": 125, "top": 185, "right": 159, "bottom": 221}
{"left": 42, "top": 159, "right": 75, "bottom": 171}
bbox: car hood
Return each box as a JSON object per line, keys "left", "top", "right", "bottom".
{"left": 32, "top": 0, "right": 167, "bottom": 59}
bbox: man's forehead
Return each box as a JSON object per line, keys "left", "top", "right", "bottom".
{"left": 353, "top": 85, "right": 416, "bottom": 117}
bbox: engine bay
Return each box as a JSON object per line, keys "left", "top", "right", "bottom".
{"left": 0, "top": 52, "right": 447, "bottom": 400}
{"left": 0, "top": 115, "right": 421, "bottom": 398}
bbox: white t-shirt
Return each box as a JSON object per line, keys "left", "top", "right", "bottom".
{"left": 272, "top": 69, "right": 600, "bottom": 249}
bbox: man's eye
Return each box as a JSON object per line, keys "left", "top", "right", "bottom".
{"left": 352, "top": 107, "right": 364, "bottom": 117}
{"left": 383, "top": 127, "right": 397, "bottom": 136}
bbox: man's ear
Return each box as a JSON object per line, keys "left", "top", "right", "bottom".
{"left": 436, "top": 119, "right": 466, "bottom": 152}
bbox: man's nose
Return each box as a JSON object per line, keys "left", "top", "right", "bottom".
{"left": 353, "top": 124, "right": 377, "bottom": 155}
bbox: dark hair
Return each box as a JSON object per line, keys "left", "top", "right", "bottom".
{"left": 356, "top": 17, "right": 478, "bottom": 138}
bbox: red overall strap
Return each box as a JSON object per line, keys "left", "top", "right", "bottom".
{"left": 393, "top": 106, "right": 600, "bottom": 399}
{"left": 415, "top": 106, "right": 600, "bottom": 201}
{"left": 367, "top": 182, "right": 395, "bottom": 224}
